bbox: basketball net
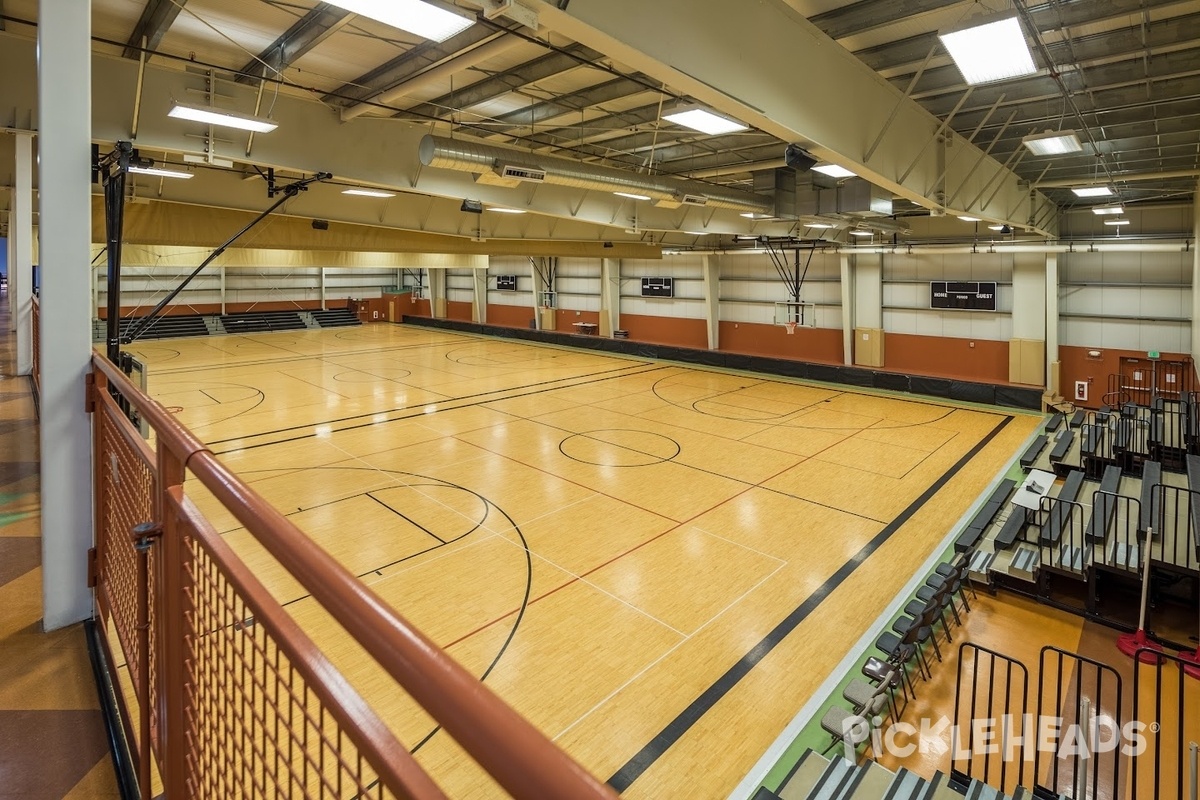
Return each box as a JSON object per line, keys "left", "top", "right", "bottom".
{"left": 784, "top": 321, "right": 798, "bottom": 335}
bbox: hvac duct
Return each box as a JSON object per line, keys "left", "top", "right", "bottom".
{"left": 680, "top": 241, "right": 1194, "bottom": 256}
{"left": 418, "top": 134, "right": 774, "bottom": 213}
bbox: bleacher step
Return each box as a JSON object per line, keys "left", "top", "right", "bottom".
{"left": 1009, "top": 545, "right": 1040, "bottom": 582}
{"left": 777, "top": 751, "right": 830, "bottom": 800}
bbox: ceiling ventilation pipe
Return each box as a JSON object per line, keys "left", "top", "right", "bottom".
{"left": 679, "top": 241, "right": 1193, "bottom": 256}
{"left": 418, "top": 134, "right": 774, "bottom": 214}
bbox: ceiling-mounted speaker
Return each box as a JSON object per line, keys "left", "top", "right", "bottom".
{"left": 784, "top": 144, "right": 816, "bottom": 172}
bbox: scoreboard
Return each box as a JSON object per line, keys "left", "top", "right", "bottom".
{"left": 930, "top": 281, "right": 997, "bottom": 311}
{"left": 641, "top": 277, "right": 674, "bottom": 298}
{"left": 496, "top": 275, "right": 518, "bottom": 291}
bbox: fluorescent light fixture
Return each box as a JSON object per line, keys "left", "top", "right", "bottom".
{"left": 1072, "top": 186, "right": 1114, "bottom": 197}
{"left": 342, "top": 188, "right": 395, "bottom": 198}
{"left": 490, "top": 207, "right": 526, "bottom": 214}
{"left": 614, "top": 191, "right": 651, "bottom": 201}
{"left": 1104, "top": 218, "right": 1131, "bottom": 226}
{"left": 807, "top": 222, "right": 836, "bottom": 229}
{"left": 663, "top": 104, "right": 749, "bottom": 136}
{"left": 1021, "top": 129, "right": 1083, "bottom": 156}
{"left": 686, "top": 231, "right": 708, "bottom": 235}
{"left": 812, "top": 164, "right": 856, "bottom": 179}
{"left": 988, "top": 224, "right": 1006, "bottom": 231}
{"left": 128, "top": 165, "right": 193, "bottom": 179}
{"left": 168, "top": 101, "right": 278, "bottom": 133}
{"left": 938, "top": 11, "right": 1036, "bottom": 85}
{"left": 1092, "top": 205, "right": 1125, "bottom": 215}
{"left": 741, "top": 212, "right": 762, "bottom": 219}
{"left": 849, "top": 230, "right": 874, "bottom": 237}
{"left": 958, "top": 215, "right": 981, "bottom": 222}
{"left": 325, "top": 0, "right": 474, "bottom": 43}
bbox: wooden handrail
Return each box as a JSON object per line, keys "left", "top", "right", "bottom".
{"left": 91, "top": 353, "right": 619, "bottom": 800}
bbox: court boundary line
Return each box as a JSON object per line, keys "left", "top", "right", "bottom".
{"left": 606, "top": 414, "right": 1015, "bottom": 793}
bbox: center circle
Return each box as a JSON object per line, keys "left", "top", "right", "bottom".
{"left": 559, "top": 429, "right": 681, "bottom": 467}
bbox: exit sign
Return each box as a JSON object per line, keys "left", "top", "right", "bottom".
{"left": 1148, "top": 351, "right": 1160, "bottom": 359}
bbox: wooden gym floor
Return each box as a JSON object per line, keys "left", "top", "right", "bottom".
{"left": 129, "top": 323, "right": 1042, "bottom": 799}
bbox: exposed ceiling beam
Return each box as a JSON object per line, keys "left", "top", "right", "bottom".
{"left": 234, "top": 3, "right": 353, "bottom": 84}
{"left": 490, "top": 76, "right": 651, "bottom": 129}
{"left": 323, "top": 25, "right": 501, "bottom": 107}
{"left": 399, "top": 44, "right": 606, "bottom": 120}
{"left": 1036, "top": 168, "right": 1200, "bottom": 188}
{"left": 122, "top": 0, "right": 187, "bottom": 60}
{"left": 806, "top": 0, "right": 960, "bottom": 41}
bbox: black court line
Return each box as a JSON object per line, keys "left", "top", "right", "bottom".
{"left": 607, "top": 413, "right": 1015, "bottom": 792}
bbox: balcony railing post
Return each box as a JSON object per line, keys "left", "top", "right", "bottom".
{"left": 156, "top": 445, "right": 189, "bottom": 798}
{"left": 131, "top": 522, "right": 162, "bottom": 800}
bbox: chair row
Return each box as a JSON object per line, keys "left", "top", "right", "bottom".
{"left": 820, "top": 552, "right": 977, "bottom": 755}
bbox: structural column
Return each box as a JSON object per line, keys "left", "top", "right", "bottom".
{"left": 839, "top": 254, "right": 854, "bottom": 366}
{"left": 852, "top": 253, "right": 884, "bottom": 368}
{"left": 12, "top": 132, "right": 34, "bottom": 374}
{"left": 38, "top": 0, "right": 95, "bottom": 630}
{"left": 472, "top": 268, "right": 488, "bottom": 324}
{"left": 599, "top": 257, "right": 620, "bottom": 337}
{"left": 1192, "top": 179, "right": 1200, "bottom": 367}
{"left": 1009, "top": 254, "right": 1048, "bottom": 387}
{"left": 701, "top": 255, "right": 719, "bottom": 350}
{"left": 428, "top": 268, "right": 447, "bottom": 319}
{"left": 1046, "top": 253, "right": 1061, "bottom": 399}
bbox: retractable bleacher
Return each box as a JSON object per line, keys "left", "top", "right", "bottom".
{"left": 955, "top": 479, "right": 1017, "bottom": 553}
{"left": 1085, "top": 465, "right": 1122, "bottom": 543}
{"left": 1139, "top": 460, "right": 1161, "bottom": 535}
{"left": 1040, "top": 470, "right": 1085, "bottom": 545}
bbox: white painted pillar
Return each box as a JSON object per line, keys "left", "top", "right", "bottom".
{"left": 702, "top": 255, "right": 719, "bottom": 350}
{"left": 852, "top": 253, "right": 884, "bottom": 368}
{"left": 428, "top": 268, "right": 447, "bottom": 319}
{"left": 1193, "top": 179, "right": 1200, "bottom": 366}
{"left": 839, "top": 254, "right": 854, "bottom": 366}
{"left": 12, "top": 133, "right": 33, "bottom": 374}
{"left": 599, "top": 257, "right": 621, "bottom": 337}
{"left": 319, "top": 267, "right": 327, "bottom": 311}
{"left": 472, "top": 268, "right": 488, "bottom": 324}
{"left": 38, "top": 0, "right": 95, "bottom": 631}
{"left": 1046, "top": 253, "right": 1060, "bottom": 397}
{"left": 6, "top": 213, "right": 15, "bottom": 326}
{"left": 530, "top": 259, "right": 549, "bottom": 330}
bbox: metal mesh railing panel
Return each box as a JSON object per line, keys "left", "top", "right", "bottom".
{"left": 96, "top": 395, "right": 159, "bottom": 748}
{"left": 182, "top": 524, "right": 399, "bottom": 799}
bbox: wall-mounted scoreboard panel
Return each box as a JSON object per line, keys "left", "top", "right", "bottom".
{"left": 930, "top": 281, "right": 997, "bottom": 311}
{"left": 641, "top": 277, "right": 674, "bottom": 298}
{"left": 496, "top": 275, "right": 518, "bottom": 291}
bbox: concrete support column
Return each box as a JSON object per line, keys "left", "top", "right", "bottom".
{"left": 319, "top": 267, "right": 327, "bottom": 311}
{"left": 220, "top": 265, "right": 227, "bottom": 314}
{"left": 839, "top": 254, "right": 854, "bottom": 366}
{"left": 472, "top": 268, "right": 488, "bottom": 324}
{"left": 1009, "top": 254, "right": 1048, "bottom": 387}
{"left": 12, "top": 133, "right": 33, "bottom": 374}
{"left": 1046, "top": 253, "right": 1061, "bottom": 398}
{"left": 428, "top": 268, "right": 447, "bottom": 319}
{"left": 852, "top": 253, "right": 884, "bottom": 368}
{"left": 530, "top": 259, "right": 552, "bottom": 331}
{"left": 599, "top": 257, "right": 620, "bottom": 337}
{"left": 1192, "top": 180, "right": 1200, "bottom": 367}
{"left": 702, "top": 255, "right": 720, "bottom": 350}
{"left": 38, "top": 0, "right": 95, "bottom": 631}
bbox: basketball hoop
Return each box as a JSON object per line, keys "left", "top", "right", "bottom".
{"left": 784, "top": 321, "right": 798, "bottom": 335}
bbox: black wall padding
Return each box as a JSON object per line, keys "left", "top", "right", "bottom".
{"left": 401, "top": 316, "right": 1042, "bottom": 411}
{"left": 950, "top": 381, "right": 997, "bottom": 405}
{"left": 838, "top": 367, "right": 875, "bottom": 388}
{"left": 995, "top": 385, "right": 1042, "bottom": 410}
{"left": 873, "top": 372, "right": 910, "bottom": 392}
{"left": 910, "top": 376, "right": 953, "bottom": 398}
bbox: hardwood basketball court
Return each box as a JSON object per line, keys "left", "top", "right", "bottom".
{"left": 131, "top": 323, "right": 1041, "bottom": 799}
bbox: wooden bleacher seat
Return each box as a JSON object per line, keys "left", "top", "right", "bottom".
{"left": 954, "top": 479, "right": 1017, "bottom": 553}
{"left": 1085, "top": 464, "right": 1122, "bottom": 543}
{"left": 1040, "top": 470, "right": 1085, "bottom": 545}
{"left": 1081, "top": 424, "right": 1105, "bottom": 457}
{"left": 1069, "top": 409, "right": 1086, "bottom": 428}
{"left": 1020, "top": 435, "right": 1048, "bottom": 470}
{"left": 1139, "top": 460, "right": 1161, "bottom": 534}
{"left": 1045, "top": 413, "right": 1064, "bottom": 433}
{"left": 1049, "top": 429, "right": 1074, "bottom": 463}
{"left": 994, "top": 511, "right": 1027, "bottom": 550}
